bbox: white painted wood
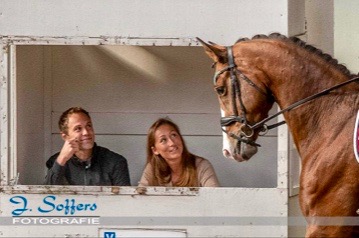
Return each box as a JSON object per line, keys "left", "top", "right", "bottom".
{"left": 0, "top": 0, "right": 325, "bottom": 237}
{"left": 276, "top": 114, "right": 289, "bottom": 237}
{"left": 277, "top": 114, "right": 289, "bottom": 190}
{"left": 0, "top": 0, "right": 305, "bottom": 45}
{"left": 101, "top": 229, "right": 187, "bottom": 238}
{"left": 0, "top": 186, "right": 288, "bottom": 237}
{"left": 289, "top": 195, "right": 306, "bottom": 237}
{"left": 289, "top": 137, "right": 301, "bottom": 197}
{"left": 9, "top": 45, "right": 18, "bottom": 185}
{"left": 0, "top": 43, "right": 9, "bottom": 185}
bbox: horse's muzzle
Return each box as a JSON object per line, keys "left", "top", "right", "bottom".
{"left": 223, "top": 141, "right": 258, "bottom": 162}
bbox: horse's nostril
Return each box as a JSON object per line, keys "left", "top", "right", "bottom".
{"left": 242, "top": 154, "right": 249, "bottom": 160}
{"left": 223, "top": 149, "right": 231, "bottom": 157}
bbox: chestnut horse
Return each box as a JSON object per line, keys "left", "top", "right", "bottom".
{"left": 198, "top": 33, "right": 359, "bottom": 238}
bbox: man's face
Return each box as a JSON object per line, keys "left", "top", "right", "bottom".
{"left": 62, "top": 112, "right": 95, "bottom": 151}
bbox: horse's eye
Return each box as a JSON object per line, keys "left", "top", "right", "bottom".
{"left": 214, "top": 86, "right": 227, "bottom": 96}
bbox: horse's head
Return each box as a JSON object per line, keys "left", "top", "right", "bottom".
{"left": 198, "top": 38, "right": 275, "bottom": 162}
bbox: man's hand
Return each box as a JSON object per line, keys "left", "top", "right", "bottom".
{"left": 56, "top": 138, "right": 80, "bottom": 166}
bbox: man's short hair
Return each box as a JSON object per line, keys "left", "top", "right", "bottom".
{"left": 58, "top": 107, "right": 91, "bottom": 134}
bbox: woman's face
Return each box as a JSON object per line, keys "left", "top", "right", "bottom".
{"left": 152, "top": 124, "right": 184, "bottom": 164}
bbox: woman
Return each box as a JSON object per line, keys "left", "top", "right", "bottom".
{"left": 139, "top": 118, "right": 219, "bottom": 187}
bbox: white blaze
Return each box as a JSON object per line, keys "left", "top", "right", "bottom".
{"left": 221, "top": 109, "right": 231, "bottom": 156}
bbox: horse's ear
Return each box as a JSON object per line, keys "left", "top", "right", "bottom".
{"left": 196, "top": 37, "right": 226, "bottom": 63}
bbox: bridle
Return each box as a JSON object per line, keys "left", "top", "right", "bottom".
{"left": 214, "top": 46, "right": 359, "bottom": 147}
{"left": 214, "top": 46, "right": 269, "bottom": 147}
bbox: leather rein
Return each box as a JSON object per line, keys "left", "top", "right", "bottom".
{"left": 215, "top": 46, "right": 359, "bottom": 147}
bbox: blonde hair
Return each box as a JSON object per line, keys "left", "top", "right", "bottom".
{"left": 146, "top": 118, "right": 198, "bottom": 187}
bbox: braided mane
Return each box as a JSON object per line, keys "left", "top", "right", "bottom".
{"left": 236, "top": 33, "right": 355, "bottom": 77}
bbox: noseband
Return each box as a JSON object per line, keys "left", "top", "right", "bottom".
{"left": 214, "top": 46, "right": 359, "bottom": 147}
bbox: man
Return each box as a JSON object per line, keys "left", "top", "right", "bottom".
{"left": 45, "top": 107, "right": 131, "bottom": 186}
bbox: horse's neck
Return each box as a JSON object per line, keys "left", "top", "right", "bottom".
{"left": 274, "top": 74, "right": 358, "bottom": 158}
{"left": 262, "top": 51, "right": 347, "bottom": 108}
{"left": 246, "top": 41, "right": 357, "bottom": 156}
{"left": 286, "top": 94, "right": 357, "bottom": 154}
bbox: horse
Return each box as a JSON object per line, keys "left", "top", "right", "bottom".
{"left": 197, "top": 33, "right": 359, "bottom": 238}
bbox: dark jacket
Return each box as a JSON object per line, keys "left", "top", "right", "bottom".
{"left": 44, "top": 144, "right": 131, "bottom": 186}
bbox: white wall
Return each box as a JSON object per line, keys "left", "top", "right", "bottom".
{"left": 305, "top": 0, "right": 359, "bottom": 73}
{"left": 2, "top": 0, "right": 306, "bottom": 187}
{"left": 0, "top": 0, "right": 299, "bottom": 46}
{"left": 334, "top": 0, "right": 359, "bottom": 73}
{"left": 0, "top": 187, "right": 289, "bottom": 237}
{"left": 17, "top": 45, "right": 279, "bottom": 187}
{"left": 305, "top": 0, "right": 334, "bottom": 55}
{"left": 16, "top": 46, "right": 45, "bottom": 185}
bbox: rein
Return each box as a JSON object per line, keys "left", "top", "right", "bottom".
{"left": 215, "top": 46, "right": 359, "bottom": 147}
{"left": 251, "top": 75, "right": 359, "bottom": 131}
